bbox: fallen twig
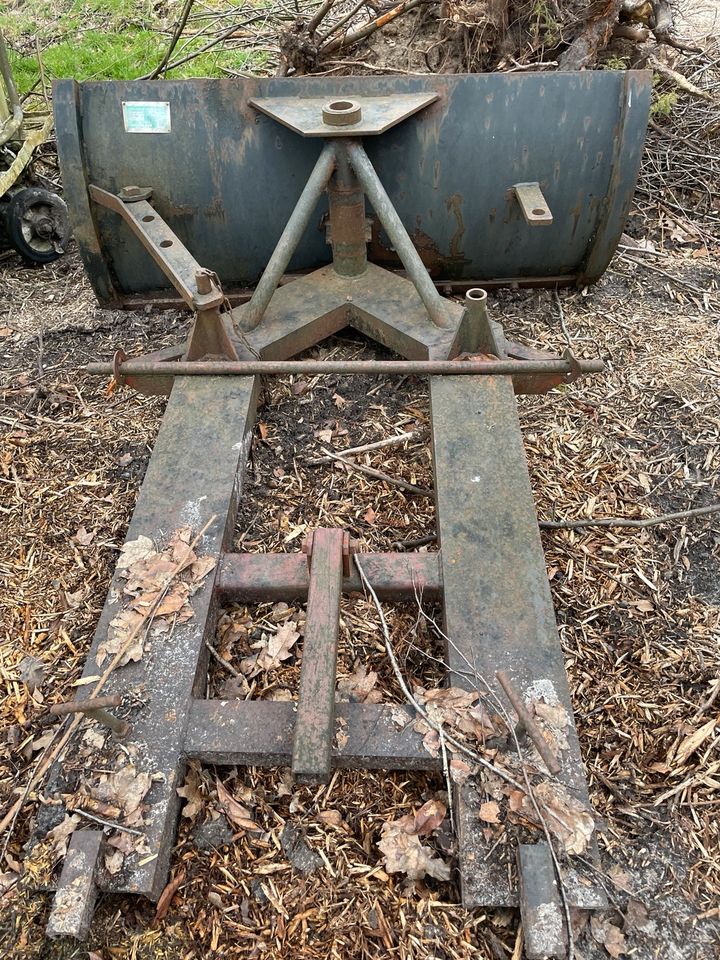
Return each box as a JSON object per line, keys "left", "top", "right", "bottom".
{"left": 354, "top": 555, "right": 525, "bottom": 791}
{"left": 318, "top": 445, "right": 431, "bottom": 496}
{"left": 649, "top": 54, "right": 716, "bottom": 101}
{"left": 306, "top": 430, "right": 419, "bottom": 464}
{"left": 320, "top": 0, "right": 433, "bottom": 55}
{"left": 539, "top": 502, "right": 720, "bottom": 531}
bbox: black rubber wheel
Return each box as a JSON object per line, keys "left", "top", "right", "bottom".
{"left": 7, "top": 187, "right": 69, "bottom": 264}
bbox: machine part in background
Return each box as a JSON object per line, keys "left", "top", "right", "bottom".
{"left": 0, "top": 30, "right": 69, "bottom": 264}
{"left": 54, "top": 71, "right": 651, "bottom": 306}
{"left": 0, "top": 187, "right": 69, "bottom": 263}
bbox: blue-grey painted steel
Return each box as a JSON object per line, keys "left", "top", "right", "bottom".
{"left": 53, "top": 72, "right": 650, "bottom": 305}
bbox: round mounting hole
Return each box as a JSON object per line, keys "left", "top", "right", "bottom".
{"left": 142, "top": 215, "right": 155, "bottom": 222}
{"left": 532, "top": 208, "right": 546, "bottom": 216}
{"left": 159, "top": 239, "right": 173, "bottom": 248}
{"left": 322, "top": 98, "right": 362, "bottom": 126}
{"left": 466, "top": 287, "right": 487, "bottom": 301}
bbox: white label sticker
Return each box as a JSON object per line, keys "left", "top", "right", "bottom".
{"left": 122, "top": 101, "right": 171, "bottom": 134}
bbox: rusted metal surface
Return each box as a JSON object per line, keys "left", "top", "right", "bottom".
{"left": 517, "top": 843, "right": 566, "bottom": 959}
{"left": 54, "top": 72, "right": 650, "bottom": 304}
{"left": 88, "top": 186, "right": 224, "bottom": 311}
{"left": 49, "top": 694, "right": 121, "bottom": 715}
{"left": 47, "top": 830, "right": 103, "bottom": 940}
{"left": 49, "top": 694, "right": 129, "bottom": 737}
{"left": 430, "top": 374, "right": 603, "bottom": 909}
{"left": 250, "top": 93, "right": 438, "bottom": 137}
{"left": 45, "top": 376, "right": 259, "bottom": 900}
{"left": 89, "top": 354, "right": 604, "bottom": 380}
{"left": 327, "top": 147, "right": 368, "bottom": 277}
{"left": 115, "top": 273, "right": 581, "bottom": 313}
{"left": 292, "top": 528, "right": 345, "bottom": 784}
{"left": 236, "top": 262, "right": 464, "bottom": 363}
{"left": 185, "top": 700, "right": 436, "bottom": 771}
{"left": 216, "top": 550, "right": 443, "bottom": 602}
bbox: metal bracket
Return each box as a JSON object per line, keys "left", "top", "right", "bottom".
{"left": 89, "top": 184, "right": 226, "bottom": 312}
{"left": 303, "top": 529, "right": 358, "bottom": 578}
{"left": 513, "top": 182, "right": 553, "bottom": 226}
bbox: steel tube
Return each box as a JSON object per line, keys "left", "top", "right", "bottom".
{"left": 327, "top": 143, "right": 367, "bottom": 277}
{"left": 242, "top": 142, "right": 336, "bottom": 331}
{"left": 87, "top": 357, "right": 604, "bottom": 378}
{"left": 346, "top": 141, "right": 450, "bottom": 329}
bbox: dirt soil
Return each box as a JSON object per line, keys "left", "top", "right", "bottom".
{"left": 1, "top": 226, "right": 719, "bottom": 959}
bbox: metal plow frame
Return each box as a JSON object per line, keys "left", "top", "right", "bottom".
{"left": 55, "top": 71, "right": 651, "bottom": 306}
{"left": 39, "top": 81, "right": 648, "bottom": 955}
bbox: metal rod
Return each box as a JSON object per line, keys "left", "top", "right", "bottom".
{"left": 88, "top": 357, "right": 604, "bottom": 378}
{"left": 242, "top": 142, "right": 337, "bottom": 331}
{"left": 495, "top": 670, "right": 561, "bottom": 775}
{"left": 50, "top": 694, "right": 129, "bottom": 737}
{"left": 345, "top": 141, "right": 449, "bottom": 329}
{"left": 50, "top": 695, "right": 122, "bottom": 716}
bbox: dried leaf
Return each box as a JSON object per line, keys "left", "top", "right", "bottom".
{"left": 591, "top": 916, "right": 626, "bottom": 958}
{"left": 623, "top": 898, "right": 650, "bottom": 933}
{"left": 17, "top": 655, "right": 45, "bottom": 692}
{"left": 97, "top": 608, "right": 145, "bottom": 666}
{"left": 94, "top": 765, "right": 152, "bottom": 820}
{"left": 413, "top": 799, "right": 447, "bottom": 836}
{"left": 177, "top": 765, "right": 204, "bottom": 819}
{"left": 377, "top": 800, "right": 449, "bottom": 881}
{"left": 216, "top": 780, "right": 257, "bottom": 831}
{"left": 337, "top": 663, "right": 382, "bottom": 703}
{"left": 155, "top": 869, "right": 186, "bottom": 921}
{"left": 378, "top": 821, "right": 450, "bottom": 882}
{"left": 673, "top": 719, "right": 716, "bottom": 766}
{"left": 105, "top": 849, "right": 124, "bottom": 876}
{"left": 318, "top": 810, "right": 345, "bottom": 828}
{"left": 450, "top": 758, "right": 472, "bottom": 784}
{"left": 523, "top": 782, "right": 595, "bottom": 855}
{"left": 241, "top": 622, "right": 300, "bottom": 677}
{"left": 117, "top": 535, "right": 155, "bottom": 572}
{"left": 75, "top": 526, "right": 95, "bottom": 546}
{"left": 479, "top": 801, "right": 501, "bottom": 824}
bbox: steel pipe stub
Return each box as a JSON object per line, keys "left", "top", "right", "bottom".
{"left": 322, "top": 99, "right": 362, "bottom": 127}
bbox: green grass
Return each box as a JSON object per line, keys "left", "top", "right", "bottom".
{"left": 1, "top": 1, "right": 268, "bottom": 94}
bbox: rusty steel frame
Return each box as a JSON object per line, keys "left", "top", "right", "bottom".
{"left": 44, "top": 91, "right": 610, "bottom": 945}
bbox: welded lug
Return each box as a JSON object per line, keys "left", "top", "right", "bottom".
{"left": 512, "top": 182, "right": 553, "bottom": 226}
{"left": 562, "top": 347, "right": 583, "bottom": 380}
{"left": 461, "top": 288, "right": 508, "bottom": 358}
{"left": 112, "top": 348, "right": 128, "bottom": 387}
{"left": 118, "top": 185, "right": 153, "bottom": 203}
{"left": 302, "top": 529, "right": 358, "bottom": 577}
{"left": 322, "top": 98, "right": 362, "bottom": 126}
